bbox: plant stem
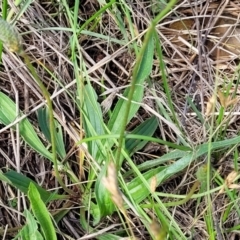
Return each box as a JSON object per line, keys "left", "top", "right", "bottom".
{"left": 20, "top": 52, "right": 75, "bottom": 196}
{"left": 115, "top": 0, "right": 178, "bottom": 168}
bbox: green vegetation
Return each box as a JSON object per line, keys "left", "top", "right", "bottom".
{"left": 0, "top": 0, "right": 240, "bottom": 239}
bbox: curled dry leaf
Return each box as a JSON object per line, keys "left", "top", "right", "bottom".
{"left": 150, "top": 175, "right": 157, "bottom": 193}
{"left": 225, "top": 171, "right": 238, "bottom": 185}
{"left": 205, "top": 94, "right": 216, "bottom": 116}
{"left": 218, "top": 90, "right": 239, "bottom": 109}
{"left": 228, "top": 184, "right": 240, "bottom": 190}
{"left": 101, "top": 92, "right": 116, "bottom": 115}
{"left": 205, "top": 90, "right": 238, "bottom": 116}
{"left": 77, "top": 142, "right": 88, "bottom": 181}
{"left": 219, "top": 170, "right": 239, "bottom": 194}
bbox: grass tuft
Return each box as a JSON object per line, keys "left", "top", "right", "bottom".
{"left": 1, "top": 0, "right": 240, "bottom": 239}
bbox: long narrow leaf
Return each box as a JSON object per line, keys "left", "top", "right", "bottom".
{"left": 0, "top": 171, "right": 64, "bottom": 202}
{"left": 17, "top": 210, "right": 44, "bottom": 240}
{"left": 82, "top": 84, "right": 105, "bottom": 159}
{"left": 37, "top": 107, "right": 66, "bottom": 159}
{"left": 126, "top": 135, "right": 240, "bottom": 205}
{"left": 94, "top": 165, "right": 115, "bottom": 224}
{"left": 28, "top": 183, "right": 57, "bottom": 240}
{"left": 125, "top": 116, "right": 158, "bottom": 155}
{"left": 0, "top": 92, "right": 53, "bottom": 161}
{"left": 108, "top": 33, "right": 154, "bottom": 134}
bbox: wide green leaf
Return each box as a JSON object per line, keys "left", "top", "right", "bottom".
{"left": 28, "top": 183, "right": 57, "bottom": 240}
{"left": 17, "top": 209, "right": 44, "bottom": 240}
{"left": 94, "top": 165, "right": 115, "bottom": 225}
{"left": 0, "top": 92, "right": 53, "bottom": 161}
{"left": 0, "top": 170, "right": 64, "bottom": 202}
{"left": 127, "top": 166, "right": 166, "bottom": 203}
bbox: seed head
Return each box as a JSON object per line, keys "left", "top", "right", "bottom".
{"left": 0, "top": 19, "right": 22, "bottom": 53}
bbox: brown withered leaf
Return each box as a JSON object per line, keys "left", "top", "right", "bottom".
{"left": 218, "top": 90, "right": 238, "bottom": 109}
{"left": 169, "top": 19, "right": 194, "bottom": 41}
{"left": 219, "top": 171, "right": 239, "bottom": 194}
{"left": 205, "top": 95, "right": 216, "bottom": 116}
{"left": 170, "top": 19, "right": 194, "bottom": 31}
{"left": 208, "top": 19, "right": 240, "bottom": 58}
{"left": 150, "top": 175, "right": 157, "bottom": 193}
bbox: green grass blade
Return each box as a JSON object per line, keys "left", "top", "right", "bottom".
{"left": 1, "top": 0, "right": 7, "bottom": 20}
{"left": 77, "top": 134, "right": 190, "bottom": 151}
{"left": 28, "top": 183, "right": 57, "bottom": 240}
{"left": 98, "top": 234, "right": 121, "bottom": 240}
{"left": 125, "top": 149, "right": 187, "bottom": 175}
{"left": 37, "top": 107, "right": 66, "bottom": 159}
{"left": 127, "top": 166, "right": 165, "bottom": 203}
{"left": 0, "top": 0, "right": 8, "bottom": 60}
{"left": 82, "top": 83, "right": 105, "bottom": 159}
{"left": 0, "top": 92, "right": 53, "bottom": 161}
{"left": 125, "top": 116, "right": 158, "bottom": 156}
{"left": 0, "top": 171, "right": 64, "bottom": 202}
{"left": 77, "top": 0, "right": 116, "bottom": 34}
{"left": 7, "top": 0, "right": 33, "bottom": 24}
{"left": 108, "top": 32, "right": 154, "bottom": 134}
{"left": 124, "top": 133, "right": 240, "bottom": 207}
{"left": 186, "top": 96, "right": 206, "bottom": 125}
{"left": 154, "top": 30, "right": 181, "bottom": 129}
{"left": 156, "top": 135, "right": 240, "bottom": 184}
{"left": 94, "top": 165, "right": 115, "bottom": 224}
